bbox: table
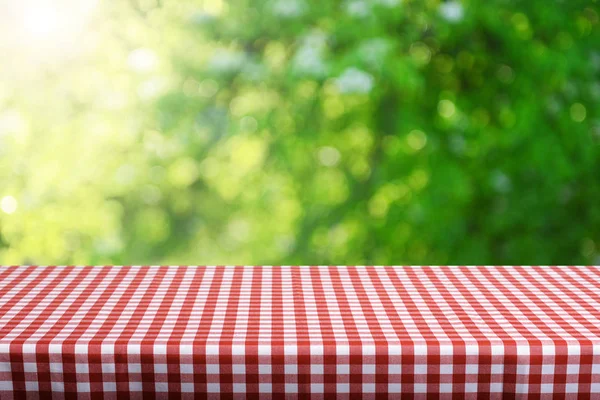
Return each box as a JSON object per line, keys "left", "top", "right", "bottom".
{"left": 0, "top": 266, "right": 599, "bottom": 398}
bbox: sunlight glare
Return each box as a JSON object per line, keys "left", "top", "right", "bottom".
{"left": 22, "top": 5, "right": 62, "bottom": 39}
{"left": 1, "top": 0, "right": 99, "bottom": 66}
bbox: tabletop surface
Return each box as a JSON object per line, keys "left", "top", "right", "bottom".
{"left": 1, "top": 266, "right": 600, "bottom": 398}
{"left": 1, "top": 265, "right": 599, "bottom": 346}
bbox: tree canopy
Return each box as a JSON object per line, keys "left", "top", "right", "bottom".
{"left": 1, "top": 0, "right": 599, "bottom": 265}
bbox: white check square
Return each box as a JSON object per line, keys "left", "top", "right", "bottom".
{"left": 233, "top": 383, "right": 245, "bottom": 392}
{"left": 155, "top": 382, "right": 168, "bottom": 392}
{"left": 311, "top": 383, "right": 324, "bottom": 392}
{"left": 388, "top": 383, "right": 401, "bottom": 393}
{"left": 259, "top": 383, "right": 272, "bottom": 392}
{"left": 414, "top": 364, "right": 427, "bottom": 374}
{"left": 49, "top": 363, "right": 63, "bottom": 373}
{"left": 129, "top": 364, "right": 142, "bottom": 373}
{"left": 285, "top": 364, "right": 298, "bottom": 374}
{"left": 181, "top": 383, "right": 194, "bottom": 392}
{"left": 23, "top": 363, "right": 37, "bottom": 373}
{"left": 541, "top": 383, "right": 554, "bottom": 393}
{"left": 363, "top": 364, "right": 376, "bottom": 374}
{"left": 440, "top": 383, "right": 452, "bottom": 392}
{"left": 285, "top": 383, "right": 298, "bottom": 393}
{"left": 180, "top": 364, "right": 194, "bottom": 374}
{"left": 206, "top": 364, "right": 219, "bottom": 374}
{"left": 207, "top": 383, "right": 220, "bottom": 392}
{"left": 388, "top": 364, "right": 401, "bottom": 374}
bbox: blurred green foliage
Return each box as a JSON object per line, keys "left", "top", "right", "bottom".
{"left": 0, "top": 0, "right": 599, "bottom": 265}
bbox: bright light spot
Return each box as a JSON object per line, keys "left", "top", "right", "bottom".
{"left": 94, "top": 235, "right": 123, "bottom": 255}
{"left": 182, "top": 79, "right": 200, "bottom": 97}
{"left": 359, "top": 38, "right": 391, "bottom": 68}
{"left": 5, "top": 0, "right": 99, "bottom": 62}
{"left": 293, "top": 47, "right": 327, "bottom": 77}
{"left": 323, "top": 96, "right": 345, "bottom": 119}
{"left": 240, "top": 116, "right": 258, "bottom": 132}
{"left": 438, "top": 99, "right": 456, "bottom": 118}
{"left": 272, "top": 0, "right": 305, "bottom": 18}
{"left": 439, "top": 1, "right": 464, "bottom": 23}
{"left": 570, "top": 103, "right": 587, "bottom": 122}
{"left": 406, "top": 130, "right": 427, "bottom": 151}
{"left": 318, "top": 146, "right": 341, "bottom": 167}
{"left": 228, "top": 219, "right": 250, "bottom": 242}
{"left": 1, "top": 196, "right": 18, "bottom": 214}
{"left": 345, "top": 0, "right": 370, "bottom": 18}
{"left": 409, "top": 169, "right": 429, "bottom": 190}
{"left": 410, "top": 42, "right": 431, "bottom": 66}
{"left": 99, "top": 90, "right": 129, "bottom": 110}
{"left": 208, "top": 48, "right": 246, "bottom": 74}
{"left": 203, "top": 0, "right": 225, "bottom": 16}
{"left": 0, "top": 110, "right": 28, "bottom": 137}
{"left": 328, "top": 225, "right": 349, "bottom": 246}
{"left": 137, "top": 77, "right": 168, "bottom": 100}
{"left": 198, "top": 79, "right": 219, "bottom": 97}
{"left": 128, "top": 48, "right": 158, "bottom": 72}
{"left": 22, "top": 6, "right": 61, "bottom": 38}
{"left": 168, "top": 158, "right": 199, "bottom": 188}
{"left": 335, "top": 67, "right": 374, "bottom": 94}
{"left": 229, "top": 136, "right": 267, "bottom": 173}
{"left": 141, "top": 185, "right": 162, "bottom": 205}
{"left": 377, "top": 0, "right": 402, "bottom": 7}
{"left": 368, "top": 194, "right": 390, "bottom": 218}
{"left": 511, "top": 13, "right": 531, "bottom": 40}
{"left": 114, "top": 164, "right": 137, "bottom": 186}
{"left": 292, "top": 31, "right": 328, "bottom": 77}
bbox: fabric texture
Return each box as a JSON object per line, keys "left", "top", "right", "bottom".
{"left": 0, "top": 265, "right": 599, "bottom": 399}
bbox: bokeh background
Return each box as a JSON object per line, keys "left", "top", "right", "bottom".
{"left": 0, "top": 0, "right": 599, "bottom": 265}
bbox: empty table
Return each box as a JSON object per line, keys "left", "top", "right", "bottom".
{"left": 1, "top": 266, "right": 599, "bottom": 398}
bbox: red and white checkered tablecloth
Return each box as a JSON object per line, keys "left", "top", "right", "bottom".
{"left": 0, "top": 266, "right": 599, "bottom": 399}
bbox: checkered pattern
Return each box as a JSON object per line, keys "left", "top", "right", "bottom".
{"left": 1, "top": 266, "right": 600, "bottom": 398}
